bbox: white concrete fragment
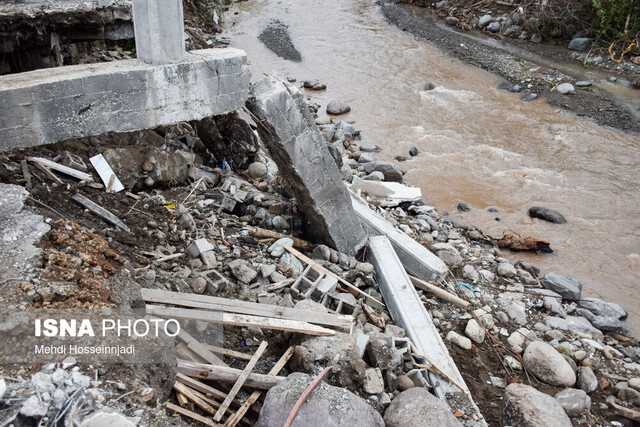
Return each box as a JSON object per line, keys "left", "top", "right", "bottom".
{"left": 90, "top": 154, "right": 124, "bottom": 192}
{"left": 350, "top": 180, "right": 422, "bottom": 207}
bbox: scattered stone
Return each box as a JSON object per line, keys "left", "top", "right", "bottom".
{"left": 409, "top": 147, "right": 419, "bottom": 157}
{"left": 364, "top": 161, "right": 403, "bottom": 183}
{"left": 315, "top": 115, "right": 331, "bottom": 125}
{"left": 445, "top": 16, "right": 459, "bottom": 26}
{"left": 568, "top": 38, "right": 591, "bottom": 51}
{"left": 578, "top": 297, "right": 627, "bottom": 319}
{"left": 326, "top": 99, "right": 351, "bottom": 115}
{"left": 456, "top": 202, "right": 471, "bottom": 212}
{"left": 541, "top": 273, "right": 582, "bottom": 300}
{"left": 228, "top": 259, "right": 258, "bottom": 284}
{"left": 523, "top": 341, "right": 576, "bottom": 387}
{"left": 546, "top": 315, "right": 603, "bottom": 340}
{"left": 478, "top": 14, "right": 493, "bottom": 29}
{"left": 521, "top": 92, "right": 538, "bottom": 102}
{"left": 303, "top": 79, "right": 326, "bottom": 90}
{"left": 503, "top": 383, "right": 571, "bottom": 427}
{"left": 629, "top": 378, "right": 640, "bottom": 391}
{"left": 497, "top": 262, "right": 517, "bottom": 278}
{"left": 191, "top": 277, "right": 207, "bottom": 294}
{"left": 256, "top": 373, "right": 384, "bottom": 427}
{"left": 363, "top": 368, "right": 385, "bottom": 394}
{"left": 486, "top": 21, "right": 502, "bottom": 33}
{"left": 423, "top": 82, "right": 436, "bottom": 91}
{"left": 555, "top": 388, "right": 591, "bottom": 416}
{"left": 528, "top": 206, "right": 567, "bottom": 224}
{"left": 575, "top": 81, "right": 592, "bottom": 88}
{"left": 447, "top": 330, "right": 472, "bottom": 350}
{"left": 618, "top": 387, "right": 640, "bottom": 407}
{"left": 248, "top": 162, "right": 268, "bottom": 179}
{"left": 465, "top": 319, "right": 485, "bottom": 344}
{"left": 577, "top": 366, "right": 598, "bottom": 393}
{"left": 81, "top": 412, "right": 136, "bottom": 427}
{"left": 397, "top": 375, "right": 415, "bottom": 391}
{"left": 21, "top": 395, "right": 49, "bottom": 417}
{"left": 268, "top": 238, "right": 293, "bottom": 257}
{"left": 556, "top": 83, "right": 575, "bottom": 95}
{"left": 384, "top": 387, "right": 463, "bottom": 427}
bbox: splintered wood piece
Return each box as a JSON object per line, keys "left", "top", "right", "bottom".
{"left": 249, "top": 227, "right": 314, "bottom": 251}
{"left": 213, "top": 341, "right": 268, "bottom": 422}
{"left": 173, "top": 381, "right": 217, "bottom": 415}
{"left": 410, "top": 275, "right": 470, "bottom": 310}
{"left": 20, "top": 160, "right": 32, "bottom": 190}
{"left": 224, "top": 346, "right": 295, "bottom": 427}
{"left": 28, "top": 157, "right": 94, "bottom": 181}
{"left": 282, "top": 244, "right": 385, "bottom": 308}
{"left": 205, "top": 344, "right": 253, "bottom": 362}
{"left": 497, "top": 233, "right": 552, "bottom": 253}
{"left": 176, "top": 392, "right": 189, "bottom": 407}
{"left": 72, "top": 193, "right": 130, "bottom": 232}
{"left": 283, "top": 366, "right": 333, "bottom": 427}
{"left": 33, "top": 161, "right": 63, "bottom": 185}
{"left": 166, "top": 402, "right": 221, "bottom": 426}
{"left": 146, "top": 305, "right": 336, "bottom": 336}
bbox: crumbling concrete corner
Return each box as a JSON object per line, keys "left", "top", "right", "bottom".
{"left": 246, "top": 77, "right": 367, "bottom": 255}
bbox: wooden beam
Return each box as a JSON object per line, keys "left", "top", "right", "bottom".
{"left": 166, "top": 402, "right": 221, "bottom": 427}
{"left": 28, "top": 157, "right": 94, "bottom": 181}
{"left": 140, "top": 288, "right": 352, "bottom": 331}
{"left": 33, "top": 161, "right": 63, "bottom": 185}
{"left": 176, "top": 328, "right": 226, "bottom": 366}
{"left": 177, "top": 360, "right": 285, "bottom": 390}
{"left": 224, "top": 346, "right": 295, "bottom": 427}
{"left": 176, "top": 391, "right": 189, "bottom": 407}
{"left": 148, "top": 305, "right": 335, "bottom": 336}
{"left": 282, "top": 244, "right": 385, "bottom": 308}
{"left": 410, "top": 275, "right": 470, "bottom": 310}
{"left": 249, "top": 227, "right": 314, "bottom": 251}
{"left": 213, "top": 341, "right": 268, "bottom": 422}
{"left": 205, "top": 344, "right": 253, "bottom": 362}
{"left": 177, "top": 373, "right": 229, "bottom": 402}
{"left": 20, "top": 160, "right": 32, "bottom": 190}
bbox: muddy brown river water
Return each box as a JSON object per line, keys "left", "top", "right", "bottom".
{"left": 224, "top": 0, "right": 640, "bottom": 335}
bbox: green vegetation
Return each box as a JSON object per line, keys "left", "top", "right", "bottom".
{"left": 584, "top": 0, "right": 640, "bottom": 42}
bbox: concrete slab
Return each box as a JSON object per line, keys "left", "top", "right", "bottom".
{"left": 246, "top": 77, "right": 367, "bottom": 255}
{"left": 350, "top": 191, "right": 448, "bottom": 281}
{"left": 0, "top": 48, "right": 250, "bottom": 152}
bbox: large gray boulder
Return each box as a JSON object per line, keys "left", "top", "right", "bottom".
{"left": 545, "top": 315, "right": 604, "bottom": 341}
{"left": 523, "top": 341, "right": 576, "bottom": 387}
{"left": 578, "top": 297, "right": 627, "bottom": 319}
{"left": 503, "top": 383, "right": 571, "bottom": 426}
{"left": 291, "top": 333, "right": 366, "bottom": 390}
{"left": 384, "top": 388, "right": 462, "bottom": 427}
{"left": 555, "top": 388, "right": 591, "bottom": 416}
{"left": 568, "top": 37, "right": 591, "bottom": 51}
{"left": 541, "top": 273, "right": 582, "bottom": 300}
{"left": 256, "top": 373, "right": 384, "bottom": 427}
{"left": 363, "top": 161, "right": 403, "bottom": 183}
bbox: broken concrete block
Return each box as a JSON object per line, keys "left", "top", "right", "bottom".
{"left": 228, "top": 260, "right": 258, "bottom": 284}
{"left": 201, "top": 251, "right": 218, "bottom": 268}
{"left": 247, "top": 77, "right": 367, "bottom": 255}
{"left": 187, "top": 238, "right": 215, "bottom": 258}
{"left": 363, "top": 368, "right": 385, "bottom": 395}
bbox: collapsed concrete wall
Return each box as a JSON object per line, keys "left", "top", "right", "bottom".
{"left": 246, "top": 77, "right": 367, "bottom": 256}
{"left": 0, "top": 48, "right": 251, "bottom": 152}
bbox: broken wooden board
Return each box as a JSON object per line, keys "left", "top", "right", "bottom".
{"left": 28, "top": 157, "right": 94, "bottom": 182}
{"left": 72, "top": 193, "right": 130, "bottom": 232}
{"left": 175, "top": 328, "right": 225, "bottom": 366}
{"left": 89, "top": 153, "right": 124, "bottom": 192}
{"left": 174, "top": 381, "right": 218, "bottom": 415}
{"left": 177, "top": 359, "right": 285, "bottom": 390}
{"left": 350, "top": 190, "right": 448, "bottom": 282}
{"left": 410, "top": 275, "right": 470, "bottom": 310}
{"left": 367, "top": 235, "right": 486, "bottom": 426}
{"left": 166, "top": 402, "right": 221, "bottom": 427}
{"left": 146, "top": 305, "right": 336, "bottom": 336}
{"left": 213, "top": 341, "right": 267, "bottom": 422}
{"left": 224, "top": 346, "right": 294, "bottom": 427}
{"left": 140, "top": 288, "right": 352, "bottom": 331}
{"left": 249, "top": 227, "right": 314, "bottom": 251}
{"left": 33, "top": 161, "right": 63, "bottom": 185}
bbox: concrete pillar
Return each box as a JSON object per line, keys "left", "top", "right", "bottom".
{"left": 132, "top": 0, "right": 185, "bottom": 64}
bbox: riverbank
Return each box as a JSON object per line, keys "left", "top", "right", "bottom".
{"left": 381, "top": 2, "right": 640, "bottom": 134}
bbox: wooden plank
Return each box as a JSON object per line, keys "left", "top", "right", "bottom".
{"left": 20, "top": 160, "right": 32, "bottom": 190}
{"left": 140, "top": 288, "right": 352, "bottom": 331}
{"left": 410, "top": 275, "right": 470, "bottom": 310}
{"left": 154, "top": 253, "right": 183, "bottom": 263}
{"left": 177, "top": 359, "right": 285, "bottom": 390}
{"left": 213, "top": 341, "right": 268, "bottom": 422}
{"left": 205, "top": 345, "right": 253, "bottom": 362}
{"left": 174, "top": 381, "right": 217, "bottom": 415}
{"left": 282, "top": 244, "right": 385, "bottom": 308}
{"left": 176, "top": 328, "right": 225, "bottom": 366}
{"left": 224, "top": 346, "right": 295, "bottom": 427}
{"left": 72, "top": 193, "right": 130, "bottom": 232}
{"left": 28, "top": 157, "right": 94, "bottom": 181}
{"left": 146, "top": 305, "right": 336, "bottom": 336}
{"left": 249, "top": 227, "right": 314, "bottom": 251}
{"left": 166, "top": 402, "right": 220, "bottom": 427}
{"left": 33, "top": 161, "right": 63, "bottom": 185}
{"left": 90, "top": 153, "right": 124, "bottom": 192}
{"left": 177, "top": 373, "right": 228, "bottom": 402}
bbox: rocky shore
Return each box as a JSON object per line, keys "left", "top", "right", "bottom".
{"left": 0, "top": 75, "right": 638, "bottom": 426}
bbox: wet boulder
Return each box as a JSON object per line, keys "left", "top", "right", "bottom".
{"left": 384, "top": 388, "right": 462, "bottom": 427}
{"left": 528, "top": 206, "right": 567, "bottom": 224}
{"left": 540, "top": 272, "right": 582, "bottom": 300}
{"left": 326, "top": 99, "right": 351, "bottom": 115}
{"left": 363, "top": 161, "right": 404, "bottom": 183}
{"left": 503, "top": 383, "right": 571, "bottom": 426}
{"left": 256, "top": 373, "right": 384, "bottom": 427}
{"left": 568, "top": 38, "right": 591, "bottom": 51}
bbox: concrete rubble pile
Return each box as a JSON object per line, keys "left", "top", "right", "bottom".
{"left": 1, "top": 41, "right": 639, "bottom": 427}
